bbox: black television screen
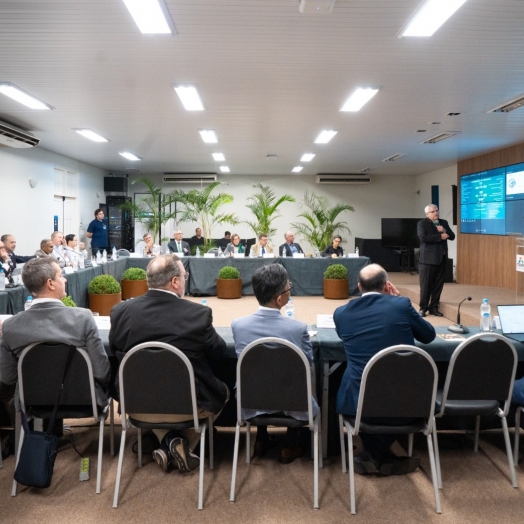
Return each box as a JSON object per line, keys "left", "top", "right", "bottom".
{"left": 381, "top": 218, "right": 421, "bottom": 248}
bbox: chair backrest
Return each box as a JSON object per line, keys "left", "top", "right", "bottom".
{"left": 237, "top": 337, "right": 314, "bottom": 426}
{"left": 119, "top": 342, "right": 200, "bottom": 429}
{"left": 355, "top": 345, "right": 438, "bottom": 431}
{"left": 117, "top": 249, "right": 131, "bottom": 257}
{"left": 18, "top": 343, "right": 97, "bottom": 413}
{"left": 440, "top": 333, "right": 517, "bottom": 416}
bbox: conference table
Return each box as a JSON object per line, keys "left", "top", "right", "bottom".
{"left": 0, "top": 255, "right": 370, "bottom": 313}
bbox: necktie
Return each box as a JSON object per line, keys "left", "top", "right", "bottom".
{"left": 262, "top": 247, "right": 265, "bottom": 255}
{"left": 178, "top": 242, "right": 181, "bottom": 251}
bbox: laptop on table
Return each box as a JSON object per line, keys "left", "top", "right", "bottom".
{"left": 497, "top": 304, "right": 524, "bottom": 343}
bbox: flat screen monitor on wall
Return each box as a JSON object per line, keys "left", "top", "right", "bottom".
{"left": 381, "top": 218, "right": 421, "bottom": 248}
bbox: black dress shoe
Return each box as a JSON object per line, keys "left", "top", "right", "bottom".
{"left": 419, "top": 309, "right": 427, "bottom": 317}
{"left": 429, "top": 309, "right": 444, "bottom": 317}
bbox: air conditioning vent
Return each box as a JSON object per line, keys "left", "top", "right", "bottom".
{"left": 163, "top": 173, "right": 217, "bottom": 184}
{"left": 316, "top": 174, "right": 371, "bottom": 184}
{"left": 0, "top": 121, "right": 40, "bottom": 148}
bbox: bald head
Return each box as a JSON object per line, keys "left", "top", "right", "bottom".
{"left": 358, "top": 264, "right": 388, "bottom": 293}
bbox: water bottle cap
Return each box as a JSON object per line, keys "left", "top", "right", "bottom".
{"left": 482, "top": 298, "right": 488, "bottom": 303}
{"left": 27, "top": 295, "right": 33, "bottom": 300}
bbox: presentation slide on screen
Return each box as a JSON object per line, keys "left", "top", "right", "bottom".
{"left": 506, "top": 163, "right": 524, "bottom": 200}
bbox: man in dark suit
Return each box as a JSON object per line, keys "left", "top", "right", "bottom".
{"left": 279, "top": 231, "right": 304, "bottom": 257}
{"left": 417, "top": 204, "right": 455, "bottom": 317}
{"left": 109, "top": 254, "right": 229, "bottom": 474}
{"left": 334, "top": 264, "right": 436, "bottom": 475}
{"left": 167, "top": 229, "right": 191, "bottom": 256}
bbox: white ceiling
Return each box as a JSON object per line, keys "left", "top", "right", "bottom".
{"left": 1, "top": 0, "right": 524, "bottom": 177}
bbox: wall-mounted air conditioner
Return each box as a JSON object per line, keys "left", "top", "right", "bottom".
{"left": 163, "top": 173, "right": 217, "bottom": 184}
{"left": 0, "top": 121, "right": 40, "bottom": 148}
{"left": 316, "top": 174, "right": 371, "bottom": 184}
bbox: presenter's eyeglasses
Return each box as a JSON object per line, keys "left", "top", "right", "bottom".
{"left": 278, "top": 282, "right": 294, "bottom": 295}
{"left": 177, "top": 272, "right": 190, "bottom": 281}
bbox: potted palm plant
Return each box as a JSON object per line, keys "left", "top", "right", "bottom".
{"left": 88, "top": 274, "right": 122, "bottom": 315}
{"left": 323, "top": 264, "right": 349, "bottom": 300}
{"left": 216, "top": 266, "right": 242, "bottom": 299}
{"left": 121, "top": 267, "right": 148, "bottom": 300}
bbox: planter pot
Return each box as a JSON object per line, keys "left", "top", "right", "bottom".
{"left": 121, "top": 279, "right": 148, "bottom": 300}
{"left": 216, "top": 278, "right": 242, "bottom": 299}
{"left": 323, "top": 278, "right": 349, "bottom": 300}
{"left": 88, "top": 293, "right": 122, "bottom": 316}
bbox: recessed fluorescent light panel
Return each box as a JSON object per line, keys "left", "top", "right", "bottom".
{"left": 123, "top": 0, "right": 176, "bottom": 34}
{"left": 200, "top": 130, "right": 218, "bottom": 143}
{"left": 220, "top": 166, "right": 230, "bottom": 173}
{"left": 340, "top": 87, "right": 380, "bottom": 112}
{"left": 292, "top": 166, "right": 303, "bottom": 173}
{"left": 73, "top": 129, "right": 109, "bottom": 143}
{"left": 487, "top": 93, "right": 524, "bottom": 113}
{"left": 172, "top": 85, "right": 204, "bottom": 111}
{"left": 301, "top": 153, "right": 316, "bottom": 162}
{"left": 212, "top": 153, "right": 225, "bottom": 161}
{"left": 314, "top": 130, "right": 337, "bottom": 144}
{"left": 0, "top": 82, "right": 53, "bottom": 110}
{"left": 421, "top": 132, "right": 457, "bottom": 144}
{"left": 119, "top": 152, "right": 141, "bottom": 161}
{"left": 399, "top": 0, "right": 468, "bottom": 37}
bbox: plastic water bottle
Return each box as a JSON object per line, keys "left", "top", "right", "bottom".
{"left": 102, "top": 249, "right": 108, "bottom": 263}
{"left": 480, "top": 298, "right": 491, "bottom": 331}
{"left": 196, "top": 246, "right": 200, "bottom": 257}
{"left": 72, "top": 253, "right": 78, "bottom": 271}
{"left": 0, "top": 268, "right": 5, "bottom": 290}
{"left": 285, "top": 297, "right": 294, "bottom": 318}
{"left": 202, "top": 299, "right": 207, "bottom": 307}
{"left": 315, "top": 246, "right": 320, "bottom": 258}
{"left": 112, "top": 246, "right": 118, "bottom": 261}
{"left": 218, "top": 247, "right": 223, "bottom": 257}
{"left": 282, "top": 247, "right": 287, "bottom": 258}
{"left": 96, "top": 250, "right": 102, "bottom": 263}
{"left": 24, "top": 295, "right": 33, "bottom": 310}
{"left": 79, "top": 254, "right": 85, "bottom": 269}
{"left": 355, "top": 247, "right": 359, "bottom": 257}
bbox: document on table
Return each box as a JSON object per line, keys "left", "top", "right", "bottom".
{"left": 437, "top": 333, "right": 465, "bottom": 342}
{"left": 316, "top": 314, "right": 336, "bottom": 329}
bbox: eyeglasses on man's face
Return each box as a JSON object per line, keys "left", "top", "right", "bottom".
{"left": 279, "top": 282, "right": 294, "bottom": 295}
{"left": 177, "top": 272, "right": 190, "bottom": 281}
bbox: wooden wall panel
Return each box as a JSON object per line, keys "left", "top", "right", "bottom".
{"left": 457, "top": 141, "right": 524, "bottom": 289}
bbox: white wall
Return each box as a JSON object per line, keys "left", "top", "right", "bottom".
{"left": 0, "top": 146, "right": 106, "bottom": 255}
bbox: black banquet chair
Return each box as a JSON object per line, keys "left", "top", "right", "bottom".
{"left": 432, "top": 333, "right": 518, "bottom": 489}
{"left": 229, "top": 337, "right": 322, "bottom": 509}
{"left": 338, "top": 345, "right": 441, "bottom": 514}
{"left": 11, "top": 342, "right": 114, "bottom": 496}
{"left": 112, "top": 342, "right": 214, "bottom": 510}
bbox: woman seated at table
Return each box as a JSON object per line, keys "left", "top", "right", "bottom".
{"left": 224, "top": 233, "right": 245, "bottom": 256}
{"left": 321, "top": 235, "right": 344, "bottom": 258}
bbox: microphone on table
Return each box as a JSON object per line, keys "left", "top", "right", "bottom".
{"left": 448, "top": 297, "right": 472, "bottom": 334}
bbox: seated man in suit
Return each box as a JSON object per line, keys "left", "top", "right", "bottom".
{"left": 1, "top": 234, "right": 35, "bottom": 271}
{"left": 334, "top": 263, "right": 436, "bottom": 476}
{"left": 167, "top": 229, "right": 191, "bottom": 256}
{"left": 279, "top": 231, "right": 303, "bottom": 257}
{"left": 0, "top": 258, "right": 111, "bottom": 428}
{"left": 109, "top": 254, "right": 229, "bottom": 473}
{"left": 232, "top": 264, "right": 318, "bottom": 464}
{"left": 34, "top": 238, "right": 54, "bottom": 258}
{"left": 250, "top": 233, "right": 274, "bottom": 257}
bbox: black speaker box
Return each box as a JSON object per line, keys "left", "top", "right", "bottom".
{"left": 104, "top": 177, "right": 127, "bottom": 193}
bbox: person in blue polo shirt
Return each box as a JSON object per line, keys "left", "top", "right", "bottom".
{"left": 86, "top": 208, "right": 109, "bottom": 256}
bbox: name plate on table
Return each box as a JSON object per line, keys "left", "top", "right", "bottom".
{"left": 234, "top": 253, "right": 245, "bottom": 258}
{"left": 129, "top": 253, "right": 142, "bottom": 258}
{"left": 263, "top": 253, "right": 275, "bottom": 258}
{"left": 293, "top": 253, "right": 305, "bottom": 258}
{"left": 346, "top": 253, "right": 359, "bottom": 258}
{"left": 204, "top": 253, "right": 215, "bottom": 258}
{"left": 317, "top": 314, "right": 336, "bottom": 329}
{"left": 63, "top": 266, "right": 74, "bottom": 274}
{"left": 91, "top": 261, "right": 98, "bottom": 267}
{"left": 93, "top": 315, "right": 111, "bottom": 335}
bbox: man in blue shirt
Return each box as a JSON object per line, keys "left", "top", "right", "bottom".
{"left": 86, "top": 208, "right": 109, "bottom": 256}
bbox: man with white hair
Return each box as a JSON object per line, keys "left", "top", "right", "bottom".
{"left": 279, "top": 231, "right": 303, "bottom": 257}
{"left": 167, "top": 229, "right": 191, "bottom": 256}
{"left": 50, "top": 231, "right": 69, "bottom": 268}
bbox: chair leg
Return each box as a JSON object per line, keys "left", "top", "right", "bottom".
{"left": 426, "top": 433, "right": 442, "bottom": 513}
{"left": 245, "top": 422, "right": 251, "bottom": 464}
{"left": 347, "top": 425, "right": 356, "bottom": 514}
{"left": 339, "top": 414, "right": 347, "bottom": 474}
{"left": 514, "top": 407, "right": 522, "bottom": 467}
{"left": 208, "top": 415, "right": 214, "bottom": 470}
{"left": 109, "top": 400, "right": 115, "bottom": 457}
{"left": 137, "top": 428, "right": 142, "bottom": 468}
{"left": 432, "top": 421, "right": 442, "bottom": 490}
{"left": 318, "top": 415, "right": 323, "bottom": 469}
{"left": 112, "top": 428, "right": 127, "bottom": 508}
{"left": 198, "top": 423, "right": 207, "bottom": 510}
{"left": 501, "top": 416, "right": 518, "bottom": 488}
{"left": 230, "top": 423, "right": 241, "bottom": 502}
{"left": 408, "top": 433, "right": 414, "bottom": 457}
{"left": 96, "top": 416, "right": 104, "bottom": 494}
{"left": 313, "top": 425, "right": 319, "bottom": 509}
{"left": 11, "top": 416, "right": 25, "bottom": 497}
{"left": 474, "top": 415, "right": 480, "bottom": 452}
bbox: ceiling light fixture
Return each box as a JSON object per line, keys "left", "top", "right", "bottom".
{"left": 399, "top": 0, "right": 468, "bottom": 37}
{"left": 292, "top": 166, "right": 303, "bottom": 173}
{"left": 212, "top": 153, "right": 225, "bottom": 161}
{"left": 421, "top": 132, "right": 458, "bottom": 144}
{"left": 199, "top": 130, "right": 218, "bottom": 143}
{"left": 0, "top": 82, "right": 53, "bottom": 110}
{"left": 340, "top": 87, "right": 380, "bottom": 112}
{"left": 119, "top": 152, "right": 141, "bottom": 161}
{"left": 382, "top": 154, "right": 405, "bottom": 162}
{"left": 487, "top": 93, "right": 524, "bottom": 113}
{"left": 122, "top": 0, "right": 176, "bottom": 34}
{"left": 314, "top": 130, "right": 337, "bottom": 144}
{"left": 299, "top": 0, "right": 336, "bottom": 14}
{"left": 220, "top": 166, "right": 230, "bottom": 173}
{"left": 73, "top": 129, "right": 109, "bottom": 143}
{"left": 301, "top": 153, "right": 316, "bottom": 162}
{"left": 172, "top": 85, "right": 204, "bottom": 111}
